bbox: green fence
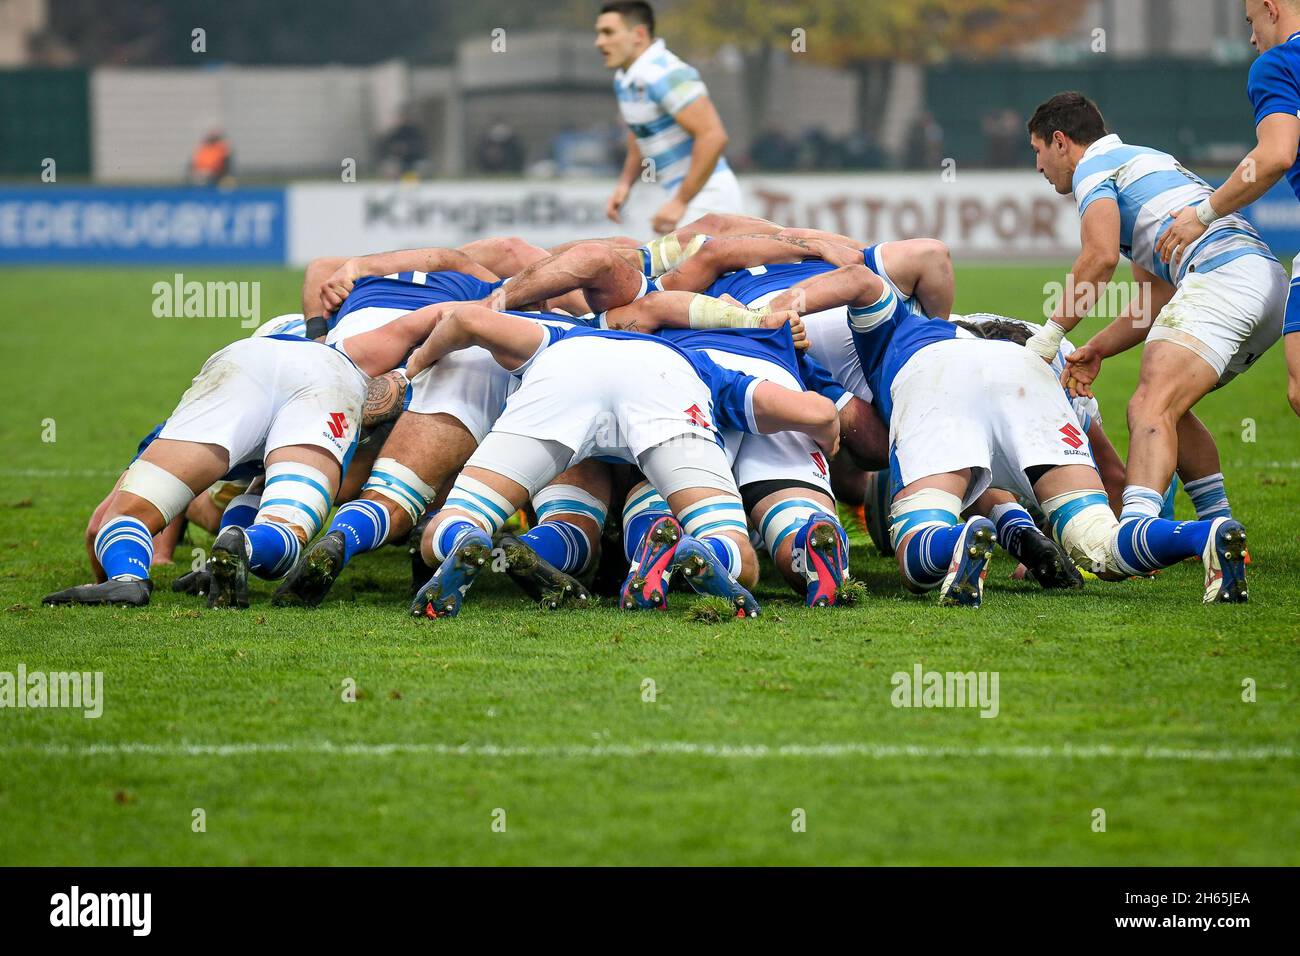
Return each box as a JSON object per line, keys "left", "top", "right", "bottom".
{"left": 925, "top": 58, "right": 1256, "bottom": 167}
{"left": 0, "top": 69, "right": 90, "bottom": 178}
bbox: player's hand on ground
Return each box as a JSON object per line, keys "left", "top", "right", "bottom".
{"left": 1155, "top": 206, "right": 1208, "bottom": 265}
{"left": 652, "top": 197, "right": 687, "bottom": 235}
{"left": 320, "top": 258, "right": 364, "bottom": 314}
{"left": 1063, "top": 344, "right": 1102, "bottom": 398}
{"left": 606, "top": 184, "right": 630, "bottom": 224}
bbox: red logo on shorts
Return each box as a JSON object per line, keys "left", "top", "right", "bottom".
{"left": 684, "top": 404, "right": 711, "bottom": 429}
{"left": 327, "top": 412, "right": 348, "bottom": 439}
{"left": 811, "top": 451, "right": 828, "bottom": 477}
{"left": 1060, "top": 423, "right": 1084, "bottom": 449}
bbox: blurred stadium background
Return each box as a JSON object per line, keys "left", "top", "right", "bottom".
{"left": 3, "top": 0, "right": 1296, "bottom": 268}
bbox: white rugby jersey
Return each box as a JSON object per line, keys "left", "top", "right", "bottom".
{"left": 614, "top": 39, "right": 731, "bottom": 192}
{"left": 1072, "top": 134, "right": 1276, "bottom": 287}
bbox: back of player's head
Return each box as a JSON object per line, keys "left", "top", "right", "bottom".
{"left": 953, "top": 317, "right": 1033, "bottom": 346}
{"left": 1026, "top": 92, "right": 1107, "bottom": 147}
{"left": 600, "top": 1, "right": 655, "bottom": 36}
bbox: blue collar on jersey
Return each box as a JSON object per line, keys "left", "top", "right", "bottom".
{"left": 1289, "top": 31, "right": 1300, "bottom": 44}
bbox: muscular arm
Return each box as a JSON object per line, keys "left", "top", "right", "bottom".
{"left": 404, "top": 305, "right": 546, "bottom": 380}
{"left": 766, "top": 264, "right": 886, "bottom": 315}
{"left": 1156, "top": 113, "right": 1300, "bottom": 265}
{"left": 657, "top": 235, "right": 860, "bottom": 293}
{"left": 1087, "top": 261, "right": 1175, "bottom": 359}
{"left": 457, "top": 237, "right": 550, "bottom": 278}
{"left": 1026, "top": 199, "right": 1122, "bottom": 363}
{"left": 602, "top": 291, "right": 788, "bottom": 333}
{"left": 320, "top": 247, "right": 499, "bottom": 314}
{"left": 751, "top": 381, "right": 840, "bottom": 457}
{"left": 360, "top": 371, "right": 408, "bottom": 428}
{"left": 670, "top": 97, "right": 729, "bottom": 208}
{"left": 1063, "top": 261, "right": 1175, "bottom": 398}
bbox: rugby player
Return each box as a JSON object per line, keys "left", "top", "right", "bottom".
{"left": 1027, "top": 93, "right": 1284, "bottom": 541}
{"left": 596, "top": 1, "right": 742, "bottom": 234}
{"left": 1157, "top": 0, "right": 1300, "bottom": 417}
{"left": 43, "top": 331, "right": 390, "bottom": 609}
{"left": 847, "top": 293, "right": 1250, "bottom": 607}
{"left": 400, "top": 305, "right": 839, "bottom": 618}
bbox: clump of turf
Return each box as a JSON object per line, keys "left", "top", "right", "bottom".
{"left": 685, "top": 596, "right": 736, "bottom": 623}
{"left": 833, "top": 577, "right": 868, "bottom": 607}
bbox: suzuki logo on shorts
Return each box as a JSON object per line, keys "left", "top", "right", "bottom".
{"left": 811, "top": 451, "right": 828, "bottom": 477}
{"left": 1060, "top": 423, "right": 1085, "bottom": 449}
{"left": 327, "top": 412, "right": 348, "bottom": 439}
{"left": 684, "top": 404, "right": 711, "bottom": 429}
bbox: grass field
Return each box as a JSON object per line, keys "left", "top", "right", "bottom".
{"left": 1, "top": 264, "right": 1297, "bottom": 866}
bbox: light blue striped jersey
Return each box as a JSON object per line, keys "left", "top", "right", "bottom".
{"left": 614, "top": 39, "right": 730, "bottom": 192}
{"left": 1072, "top": 134, "right": 1276, "bottom": 286}
{"left": 250, "top": 312, "right": 309, "bottom": 338}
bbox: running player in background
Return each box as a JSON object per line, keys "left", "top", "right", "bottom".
{"left": 596, "top": 1, "right": 742, "bottom": 234}
{"left": 1156, "top": 0, "right": 1300, "bottom": 417}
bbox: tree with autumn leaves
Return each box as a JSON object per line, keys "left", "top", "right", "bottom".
{"left": 660, "top": 0, "right": 1091, "bottom": 151}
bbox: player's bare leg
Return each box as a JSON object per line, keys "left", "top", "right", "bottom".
{"left": 1032, "top": 463, "right": 1247, "bottom": 603}
{"left": 1124, "top": 340, "right": 1220, "bottom": 515}
{"left": 834, "top": 396, "right": 888, "bottom": 472}
{"left": 748, "top": 486, "right": 849, "bottom": 607}
{"left": 891, "top": 469, "right": 998, "bottom": 608}
{"left": 50, "top": 439, "right": 230, "bottom": 606}
{"left": 497, "top": 460, "right": 611, "bottom": 609}
{"left": 967, "top": 487, "right": 1082, "bottom": 590}
{"left": 1287, "top": 331, "right": 1300, "bottom": 418}
{"left": 273, "top": 411, "right": 478, "bottom": 607}
{"left": 208, "top": 444, "right": 342, "bottom": 609}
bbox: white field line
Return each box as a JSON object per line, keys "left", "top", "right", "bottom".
{"left": 6, "top": 741, "right": 1294, "bottom": 762}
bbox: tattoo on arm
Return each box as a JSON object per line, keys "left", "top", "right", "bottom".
{"left": 362, "top": 372, "right": 404, "bottom": 428}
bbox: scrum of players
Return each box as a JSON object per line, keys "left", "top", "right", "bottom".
{"left": 44, "top": 96, "right": 1279, "bottom": 617}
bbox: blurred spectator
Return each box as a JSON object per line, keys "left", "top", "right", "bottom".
{"left": 841, "top": 128, "right": 884, "bottom": 170}
{"left": 983, "top": 108, "right": 1022, "bottom": 168}
{"left": 803, "top": 127, "right": 845, "bottom": 170}
{"left": 905, "top": 111, "right": 945, "bottom": 170}
{"left": 189, "top": 129, "right": 232, "bottom": 186}
{"left": 749, "top": 122, "right": 796, "bottom": 171}
{"left": 377, "top": 108, "right": 430, "bottom": 180}
{"left": 476, "top": 119, "right": 525, "bottom": 174}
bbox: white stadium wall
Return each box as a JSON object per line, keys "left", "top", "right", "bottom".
{"left": 285, "top": 172, "right": 1084, "bottom": 266}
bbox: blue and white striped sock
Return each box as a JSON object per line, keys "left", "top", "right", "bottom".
{"left": 901, "top": 524, "right": 964, "bottom": 590}
{"left": 1183, "top": 473, "right": 1231, "bottom": 521}
{"left": 701, "top": 535, "right": 743, "bottom": 579}
{"left": 522, "top": 521, "right": 591, "bottom": 574}
{"left": 220, "top": 494, "right": 261, "bottom": 531}
{"left": 1120, "top": 485, "right": 1165, "bottom": 521}
{"left": 328, "top": 499, "right": 391, "bottom": 565}
{"left": 94, "top": 516, "right": 154, "bottom": 581}
{"left": 1112, "top": 517, "right": 1212, "bottom": 576}
{"left": 432, "top": 517, "right": 482, "bottom": 562}
{"left": 245, "top": 521, "right": 301, "bottom": 579}
{"left": 990, "top": 503, "right": 1038, "bottom": 556}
